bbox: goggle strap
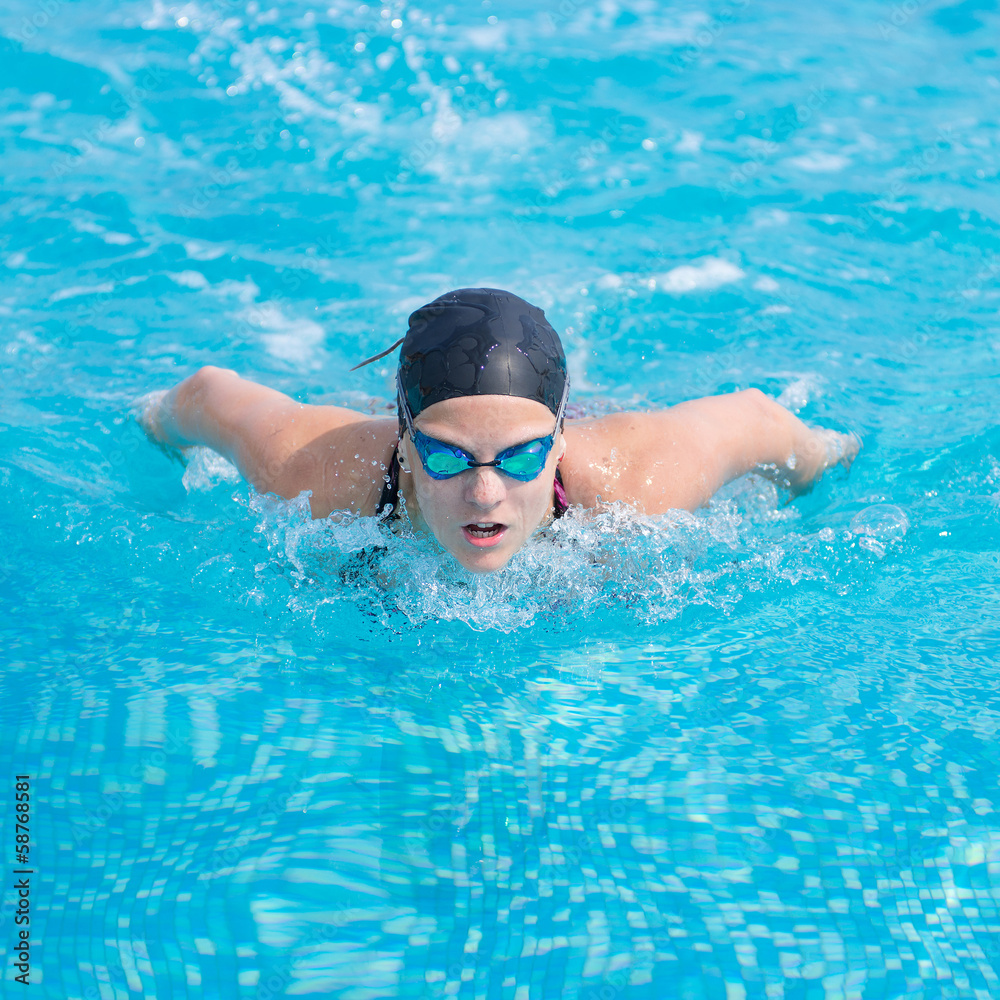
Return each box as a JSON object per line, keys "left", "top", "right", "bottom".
{"left": 397, "top": 372, "right": 568, "bottom": 480}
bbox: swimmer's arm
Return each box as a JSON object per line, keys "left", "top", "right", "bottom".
{"left": 564, "top": 389, "right": 859, "bottom": 514}
{"left": 137, "top": 366, "right": 394, "bottom": 514}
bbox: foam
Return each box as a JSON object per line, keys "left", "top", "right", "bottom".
{"left": 776, "top": 376, "right": 820, "bottom": 412}
{"left": 673, "top": 130, "right": 703, "bottom": 155}
{"left": 168, "top": 270, "right": 210, "bottom": 290}
{"left": 243, "top": 475, "right": 890, "bottom": 634}
{"left": 785, "top": 151, "right": 851, "bottom": 172}
{"left": 254, "top": 306, "right": 326, "bottom": 365}
{"left": 48, "top": 282, "right": 115, "bottom": 303}
{"left": 182, "top": 447, "right": 241, "bottom": 491}
{"left": 655, "top": 258, "right": 745, "bottom": 294}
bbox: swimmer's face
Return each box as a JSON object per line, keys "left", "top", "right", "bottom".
{"left": 399, "top": 395, "right": 566, "bottom": 574}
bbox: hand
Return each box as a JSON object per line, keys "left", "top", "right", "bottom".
{"left": 133, "top": 389, "right": 170, "bottom": 443}
{"left": 816, "top": 428, "right": 861, "bottom": 473}
{"left": 781, "top": 426, "right": 861, "bottom": 496}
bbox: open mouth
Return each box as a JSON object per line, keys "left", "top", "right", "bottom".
{"left": 462, "top": 522, "right": 507, "bottom": 547}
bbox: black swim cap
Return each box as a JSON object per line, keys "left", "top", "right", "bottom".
{"left": 397, "top": 288, "right": 568, "bottom": 423}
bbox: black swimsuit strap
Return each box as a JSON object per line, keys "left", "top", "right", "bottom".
{"left": 375, "top": 447, "right": 568, "bottom": 522}
{"left": 375, "top": 447, "right": 402, "bottom": 521}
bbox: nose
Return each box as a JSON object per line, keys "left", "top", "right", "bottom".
{"left": 463, "top": 466, "right": 506, "bottom": 510}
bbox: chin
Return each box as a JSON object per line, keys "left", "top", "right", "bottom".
{"left": 454, "top": 545, "right": 515, "bottom": 574}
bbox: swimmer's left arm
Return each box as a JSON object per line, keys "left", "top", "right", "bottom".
{"left": 563, "top": 389, "right": 860, "bottom": 514}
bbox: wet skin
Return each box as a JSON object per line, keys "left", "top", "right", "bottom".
{"left": 140, "top": 366, "right": 860, "bottom": 573}
{"left": 396, "top": 395, "right": 566, "bottom": 574}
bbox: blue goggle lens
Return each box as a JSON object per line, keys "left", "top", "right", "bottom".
{"left": 415, "top": 432, "right": 552, "bottom": 481}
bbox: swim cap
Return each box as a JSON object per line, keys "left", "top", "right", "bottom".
{"left": 397, "top": 288, "right": 568, "bottom": 423}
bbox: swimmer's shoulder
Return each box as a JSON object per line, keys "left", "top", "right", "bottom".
{"left": 558, "top": 410, "right": 711, "bottom": 514}
{"left": 273, "top": 413, "right": 398, "bottom": 519}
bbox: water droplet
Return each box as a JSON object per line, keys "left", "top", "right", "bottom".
{"left": 850, "top": 504, "right": 909, "bottom": 558}
{"left": 849, "top": 504, "right": 909, "bottom": 541}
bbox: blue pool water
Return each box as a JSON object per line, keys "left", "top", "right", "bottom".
{"left": 2, "top": 0, "right": 1000, "bottom": 996}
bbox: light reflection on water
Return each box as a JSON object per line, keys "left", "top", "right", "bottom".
{"left": 11, "top": 618, "right": 1000, "bottom": 995}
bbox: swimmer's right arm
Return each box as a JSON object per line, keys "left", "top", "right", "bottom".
{"left": 140, "top": 366, "right": 242, "bottom": 452}
{"left": 138, "top": 367, "right": 396, "bottom": 515}
{"left": 140, "top": 366, "right": 333, "bottom": 467}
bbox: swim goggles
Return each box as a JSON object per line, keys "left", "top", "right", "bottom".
{"left": 397, "top": 376, "right": 568, "bottom": 482}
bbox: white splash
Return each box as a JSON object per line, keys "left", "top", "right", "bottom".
{"left": 241, "top": 477, "right": 873, "bottom": 633}
{"left": 168, "top": 270, "right": 210, "bottom": 290}
{"left": 785, "top": 152, "right": 850, "bottom": 172}
{"left": 777, "top": 377, "right": 820, "bottom": 412}
{"left": 245, "top": 303, "right": 326, "bottom": 366}
{"left": 182, "top": 448, "right": 241, "bottom": 491}
{"left": 655, "top": 257, "right": 745, "bottom": 294}
{"left": 673, "top": 130, "right": 703, "bottom": 155}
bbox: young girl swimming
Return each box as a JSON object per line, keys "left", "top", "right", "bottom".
{"left": 139, "top": 287, "right": 859, "bottom": 573}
